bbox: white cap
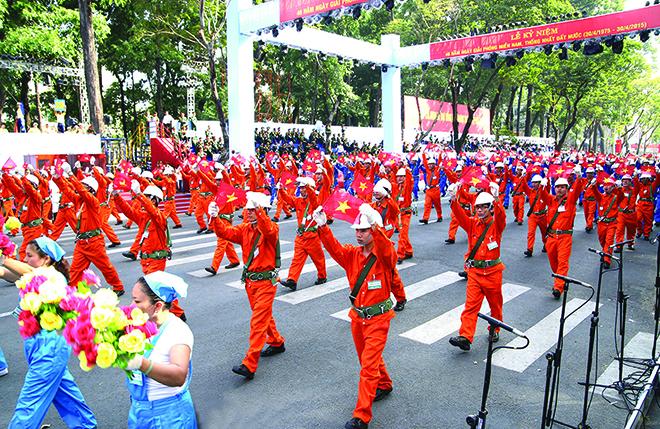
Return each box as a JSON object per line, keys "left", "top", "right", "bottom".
{"left": 641, "top": 173, "right": 652, "bottom": 179}
{"left": 296, "top": 177, "right": 315, "bottom": 188}
{"left": 143, "top": 185, "right": 164, "bottom": 200}
{"left": 81, "top": 176, "right": 99, "bottom": 192}
{"left": 25, "top": 174, "right": 39, "bottom": 186}
{"left": 315, "top": 166, "right": 325, "bottom": 174}
{"left": 622, "top": 174, "right": 632, "bottom": 180}
{"left": 396, "top": 168, "right": 406, "bottom": 176}
{"left": 131, "top": 166, "right": 142, "bottom": 176}
{"left": 427, "top": 157, "right": 437, "bottom": 164}
{"left": 474, "top": 192, "right": 495, "bottom": 206}
{"left": 456, "top": 164, "right": 463, "bottom": 171}
{"left": 531, "top": 175, "right": 543, "bottom": 182}
{"left": 215, "top": 171, "right": 223, "bottom": 180}
{"left": 141, "top": 171, "right": 154, "bottom": 179}
{"left": 351, "top": 212, "right": 382, "bottom": 230}
{"left": 586, "top": 167, "right": 594, "bottom": 173}
{"left": 163, "top": 166, "right": 174, "bottom": 175}
{"left": 495, "top": 162, "right": 504, "bottom": 168}
{"left": 245, "top": 192, "right": 271, "bottom": 209}
{"left": 555, "top": 178, "right": 569, "bottom": 187}
{"left": 373, "top": 179, "right": 392, "bottom": 195}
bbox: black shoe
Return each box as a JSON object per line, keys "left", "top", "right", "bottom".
{"left": 122, "top": 224, "right": 131, "bottom": 229}
{"left": 491, "top": 332, "right": 500, "bottom": 343}
{"left": 185, "top": 212, "right": 192, "bottom": 216}
{"left": 272, "top": 217, "right": 279, "bottom": 222}
{"left": 180, "top": 312, "right": 187, "bottom": 322}
{"left": 327, "top": 219, "right": 334, "bottom": 225}
{"left": 284, "top": 214, "right": 292, "bottom": 219}
{"left": 196, "top": 228, "right": 207, "bottom": 234}
{"left": 397, "top": 259, "right": 403, "bottom": 265}
{"left": 205, "top": 267, "right": 217, "bottom": 275}
{"left": 636, "top": 233, "right": 641, "bottom": 238}
{"left": 314, "top": 278, "right": 327, "bottom": 285}
{"left": 280, "top": 279, "right": 297, "bottom": 291}
{"left": 436, "top": 217, "right": 443, "bottom": 223}
{"left": 627, "top": 244, "right": 635, "bottom": 251}
{"left": 225, "top": 262, "right": 240, "bottom": 269}
{"left": 643, "top": 236, "right": 650, "bottom": 241}
{"left": 232, "top": 364, "right": 254, "bottom": 380}
{"left": 345, "top": 418, "right": 368, "bottom": 429}
{"left": 542, "top": 245, "right": 547, "bottom": 253}
{"left": 449, "top": 336, "right": 471, "bottom": 351}
{"left": 122, "top": 251, "right": 137, "bottom": 261}
{"left": 108, "top": 242, "right": 121, "bottom": 248}
{"left": 260, "top": 344, "right": 286, "bottom": 357}
{"left": 419, "top": 219, "right": 428, "bottom": 224}
{"left": 603, "top": 262, "right": 611, "bottom": 269}
{"left": 445, "top": 238, "right": 455, "bottom": 244}
{"left": 115, "top": 220, "right": 123, "bottom": 225}
{"left": 524, "top": 250, "right": 533, "bottom": 257}
{"left": 374, "top": 387, "right": 392, "bottom": 402}
{"left": 393, "top": 299, "right": 406, "bottom": 312}
{"left": 458, "top": 271, "right": 468, "bottom": 279}
{"left": 114, "top": 289, "right": 125, "bottom": 297}
{"left": 173, "top": 224, "right": 183, "bottom": 229}
{"left": 552, "top": 289, "right": 561, "bottom": 299}
{"left": 517, "top": 221, "right": 523, "bottom": 225}
{"left": 204, "top": 228, "right": 214, "bottom": 234}
{"left": 403, "top": 254, "right": 413, "bottom": 260}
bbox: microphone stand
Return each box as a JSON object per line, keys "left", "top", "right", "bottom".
{"left": 651, "top": 233, "right": 660, "bottom": 361}
{"left": 466, "top": 328, "right": 495, "bottom": 429}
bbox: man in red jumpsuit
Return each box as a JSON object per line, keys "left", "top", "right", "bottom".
{"left": 636, "top": 172, "right": 660, "bottom": 240}
{"left": 419, "top": 155, "right": 442, "bottom": 224}
{"left": 448, "top": 184, "right": 506, "bottom": 352}
{"left": 2, "top": 172, "right": 44, "bottom": 260}
{"left": 393, "top": 168, "right": 414, "bottom": 262}
{"left": 521, "top": 175, "right": 548, "bottom": 257}
{"left": 154, "top": 165, "right": 183, "bottom": 229}
{"left": 314, "top": 204, "right": 396, "bottom": 429}
{"left": 615, "top": 174, "right": 637, "bottom": 250}
{"left": 209, "top": 192, "right": 286, "bottom": 379}
{"left": 590, "top": 176, "right": 621, "bottom": 267}
{"left": 582, "top": 167, "right": 597, "bottom": 232}
{"left": 509, "top": 165, "right": 527, "bottom": 225}
{"left": 278, "top": 177, "right": 327, "bottom": 290}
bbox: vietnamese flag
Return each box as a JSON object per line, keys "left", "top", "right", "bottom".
{"left": 547, "top": 164, "right": 569, "bottom": 179}
{"left": 615, "top": 164, "right": 634, "bottom": 177}
{"left": 113, "top": 171, "right": 132, "bottom": 191}
{"left": 459, "top": 166, "right": 489, "bottom": 190}
{"left": 215, "top": 182, "right": 247, "bottom": 208}
{"left": 198, "top": 159, "right": 214, "bottom": 174}
{"left": 641, "top": 165, "right": 656, "bottom": 177}
{"left": 280, "top": 171, "right": 297, "bottom": 191}
{"left": 322, "top": 188, "right": 362, "bottom": 224}
{"left": 351, "top": 172, "right": 373, "bottom": 200}
{"left": 597, "top": 172, "right": 616, "bottom": 185}
{"left": 119, "top": 159, "right": 133, "bottom": 173}
{"left": 2, "top": 158, "right": 16, "bottom": 171}
{"left": 441, "top": 158, "right": 457, "bottom": 171}
{"left": 301, "top": 159, "right": 317, "bottom": 174}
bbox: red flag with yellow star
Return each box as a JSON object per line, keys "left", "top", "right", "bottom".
{"left": 350, "top": 172, "right": 373, "bottom": 200}
{"left": 215, "top": 182, "right": 247, "bottom": 209}
{"left": 322, "top": 188, "right": 362, "bottom": 224}
{"left": 113, "top": 171, "right": 132, "bottom": 192}
{"left": 458, "top": 166, "right": 489, "bottom": 190}
{"left": 280, "top": 171, "right": 297, "bottom": 191}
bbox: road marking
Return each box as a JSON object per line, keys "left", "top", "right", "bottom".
{"left": 225, "top": 257, "right": 338, "bottom": 290}
{"left": 399, "top": 282, "right": 529, "bottom": 344}
{"left": 277, "top": 262, "right": 416, "bottom": 305}
{"left": 332, "top": 271, "right": 463, "bottom": 322}
{"left": 593, "top": 332, "right": 657, "bottom": 400}
{"left": 491, "top": 298, "right": 596, "bottom": 373}
{"left": 57, "top": 227, "right": 196, "bottom": 243}
{"left": 186, "top": 250, "right": 296, "bottom": 277}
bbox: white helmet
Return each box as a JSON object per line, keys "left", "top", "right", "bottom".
{"left": 131, "top": 166, "right": 142, "bottom": 176}
{"left": 351, "top": 212, "right": 382, "bottom": 230}
{"left": 640, "top": 173, "right": 652, "bottom": 180}
{"left": 396, "top": 168, "right": 406, "bottom": 176}
{"left": 621, "top": 174, "right": 632, "bottom": 180}
{"left": 531, "top": 174, "right": 543, "bottom": 183}
{"left": 555, "top": 178, "right": 569, "bottom": 187}
{"left": 25, "top": 174, "right": 39, "bottom": 187}
{"left": 141, "top": 171, "right": 154, "bottom": 179}
{"left": 215, "top": 171, "right": 223, "bottom": 180}
{"left": 143, "top": 185, "right": 164, "bottom": 200}
{"left": 456, "top": 164, "right": 463, "bottom": 171}
{"left": 81, "top": 176, "right": 99, "bottom": 192}
{"left": 495, "top": 162, "right": 504, "bottom": 168}
{"left": 474, "top": 192, "right": 495, "bottom": 206}
{"left": 296, "top": 177, "right": 316, "bottom": 188}
{"left": 245, "top": 191, "right": 271, "bottom": 209}
{"left": 373, "top": 179, "right": 392, "bottom": 196}
{"left": 106, "top": 172, "right": 115, "bottom": 179}
{"left": 586, "top": 167, "right": 594, "bottom": 173}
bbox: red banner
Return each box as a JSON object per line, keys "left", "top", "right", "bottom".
{"left": 430, "top": 6, "right": 660, "bottom": 61}
{"left": 280, "top": 0, "right": 367, "bottom": 23}
{"left": 404, "top": 96, "right": 490, "bottom": 135}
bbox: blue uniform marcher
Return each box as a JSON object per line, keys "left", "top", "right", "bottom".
{"left": 9, "top": 330, "right": 97, "bottom": 429}
{"left": 0, "top": 344, "right": 7, "bottom": 375}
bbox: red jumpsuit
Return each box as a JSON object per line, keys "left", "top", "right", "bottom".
{"left": 214, "top": 208, "right": 285, "bottom": 373}
{"left": 192, "top": 170, "right": 214, "bottom": 231}
{"left": 319, "top": 224, "right": 396, "bottom": 425}
{"left": 3, "top": 175, "right": 45, "bottom": 260}
{"left": 371, "top": 195, "right": 406, "bottom": 304}
{"left": 521, "top": 181, "right": 548, "bottom": 253}
{"left": 509, "top": 171, "right": 527, "bottom": 223}
{"left": 592, "top": 185, "right": 622, "bottom": 265}
{"left": 445, "top": 169, "right": 474, "bottom": 242}
{"left": 0, "top": 182, "right": 14, "bottom": 217}
{"left": 154, "top": 174, "right": 182, "bottom": 228}
{"left": 92, "top": 169, "right": 121, "bottom": 246}
{"left": 393, "top": 169, "right": 414, "bottom": 259}
{"left": 636, "top": 176, "right": 660, "bottom": 239}
{"left": 35, "top": 171, "right": 54, "bottom": 235}
{"left": 266, "top": 160, "right": 293, "bottom": 220}
{"left": 50, "top": 178, "right": 78, "bottom": 240}
{"left": 451, "top": 198, "right": 506, "bottom": 342}
{"left": 181, "top": 169, "right": 200, "bottom": 216}
{"left": 582, "top": 176, "right": 597, "bottom": 231}
{"left": 615, "top": 185, "right": 637, "bottom": 248}
{"left": 55, "top": 176, "right": 124, "bottom": 293}
{"left": 488, "top": 169, "right": 508, "bottom": 205}
{"left": 539, "top": 179, "right": 585, "bottom": 294}
{"left": 421, "top": 156, "right": 442, "bottom": 222}
{"left": 278, "top": 188, "right": 326, "bottom": 283}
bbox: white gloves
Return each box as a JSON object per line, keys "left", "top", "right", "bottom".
{"left": 126, "top": 355, "right": 143, "bottom": 371}
{"left": 446, "top": 183, "right": 458, "bottom": 199}
{"left": 208, "top": 202, "right": 219, "bottom": 217}
{"left": 573, "top": 165, "right": 581, "bottom": 174}
{"left": 108, "top": 184, "right": 114, "bottom": 194}
{"left": 74, "top": 161, "right": 81, "bottom": 169}
{"left": 589, "top": 178, "right": 597, "bottom": 187}
{"left": 62, "top": 162, "right": 72, "bottom": 174}
{"left": 359, "top": 203, "right": 383, "bottom": 227}
{"left": 130, "top": 180, "right": 141, "bottom": 195}
{"left": 489, "top": 182, "right": 499, "bottom": 198}
{"left": 540, "top": 178, "right": 548, "bottom": 187}
{"left": 312, "top": 206, "right": 327, "bottom": 227}
{"left": 615, "top": 179, "right": 622, "bottom": 187}
{"left": 90, "top": 156, "right": 96, "bottom": 166}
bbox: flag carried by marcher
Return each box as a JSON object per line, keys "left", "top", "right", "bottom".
{"left": 215, "top": 182, "right": 247, "bottom": 208}
{"left": 459, "top": 166, "right": 490, "bottom": 190}
{"left": 113, "top": 171, "right": 132, "bottom": 192}
{"left": 322, "top": 188, "right": 363, "bottom": 223}
{"left": 351, "top": 172, "right": 373, "bottom": 200}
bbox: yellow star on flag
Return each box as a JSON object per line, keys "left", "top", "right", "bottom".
{"left": 556, "top": 167, "right": 564, "bottom": 174}
{"left": 359, "top": 182, "right": 367, "bottom": 191}
{"left": 226, "top": 193, "right": 237, "bottom": 203}
{"left": 336, "top": 200, "right": 351, "bottom": 214}
{"left": 470, "top": 177, "right": 481, "bottom": 186}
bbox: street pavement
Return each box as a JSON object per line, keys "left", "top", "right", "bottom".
{"left": 0, "top": 197, "right": 657, "bottom": 429}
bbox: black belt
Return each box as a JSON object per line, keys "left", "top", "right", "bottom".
{"left": 140, "top": 250, "right": 171, "bottom": 260}
{"left": 465, "top": 258, "right": 501, "bottom": 269}
{"left": 76, "top": 229, "right": 101, "bottom": 240}
{"left": 352, "top": 298, "right": 393, "bottom": 319}
{"left": 25, "top": 218, "right": 43, "bottom": 228}
{"left": 548, "top": 228, "right": 573, "bottom": 235}
{"left": 618, "top": 208, "right": 634, "bottom": 214}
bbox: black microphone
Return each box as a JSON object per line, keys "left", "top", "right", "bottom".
{"left": 587, "top": 247, "right": 619, "bottom": 261}
{"left": 610, "top": 239, "right": 634, "bottom": 248}
{"left": 478, "top": 313, "right": 526, "bottom": 338}
{"left": 551, "top": 273, "right": 591, "bottom": 288}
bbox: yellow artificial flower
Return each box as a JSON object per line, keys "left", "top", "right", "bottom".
{"left": 109, "top": 307, "right": 129, "bottom": 331}
{"left": 130, "top": 307, "right": 149, "bottom": 326}
{"left": 96, "top": 343, "right": 118, "bottom": 369}
{"left": 90, "top": 307, "right": 116, "bottom": 331}
{"left": 78, "top": 351, "right": 94, "bottom": 372}
{"left": 118, "top": 330, "right": 147, "bottom": 354}
{"left": 15, "top": 272, "right": 34, "bottom": 291}
{"left": 38, "top": 278, "right": 68, "bottom": 304}
{"left": 93, "top": 288, "right": 119, "bottom": 308}
{"left": 39, "top": 311, "right": 64, "bottom": 331}
{"left": 19, "top": 292, "right": 42, "bottom": 314}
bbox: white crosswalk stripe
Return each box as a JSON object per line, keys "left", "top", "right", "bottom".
{"left": 491, "top": 298, "right": 597, "bottom": 373}
{"left": 186, "top": 250, "right": 296, "bottom": 277}
{"left": 331, "top": 271, "right": 464, "bottom": 322}
{"left": 225, "top": 257, "right": 339, "bottom": 290}
{"left": 399, "top": 282, "right": 529, "bottom": 344}
{"left": 277, "top": 262, "right": 416, "bottom": 305}
{"left": 56, "top": 227, "right": 194, "bottom": 243}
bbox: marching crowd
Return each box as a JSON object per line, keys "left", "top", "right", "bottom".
{"left": 0, "top": 145, "right": 659, "bottom": 429}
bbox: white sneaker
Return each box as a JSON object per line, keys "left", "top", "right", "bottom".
{"left": 0, "top": 367, "right": 8, "bottom": 377}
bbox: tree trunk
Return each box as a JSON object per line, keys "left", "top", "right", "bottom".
{"left": 489, "top": 84, "right": 503, "bottom": 133}
{"left": 505, "top": 86, "right": 517, "bottom": 131}
{"left": 33, "top": 75, "right": 43, "bottom": 131}
{"left": 524, "top": 84, "right": 533, "bottom": 137}
{"left": 20, "top": 71, "right": 31, "bottom": 127}
{"left": 515, "top": 85, "right": 523, "bottom": 135}
{"left": 451, "top": 81, "right": 461, "bottom": 153}
{"left": 310, "top": 60, "right": 319, "bottom": 123}
{"left": 155, "top": 56, "right": 164, "bottom": 119}
{"left": 0, "top": 84, "right": 5, "bottom": 121}
{"left": 118, "top": 73, "right": 128, "bottom": 140}
{"left": 78, "top": 0, "right": 103, "bottom": 133}
{"left": 538, "top": 111, "right": 544, "bottom": 138}
{"left": 369, "top": 86, "right": 380, "bottom": 127}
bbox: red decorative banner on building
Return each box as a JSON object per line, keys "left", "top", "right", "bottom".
{"left": 430, "top": 5, "right": 660, "bottom": 61}
{"left": 404, "top": 96, "right": 490, "bottom": 135}
{"left": 280, "top": 0, "right": 367, "bottom": 23}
